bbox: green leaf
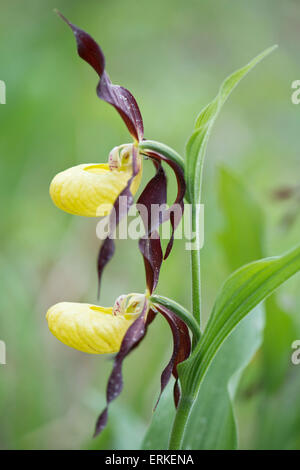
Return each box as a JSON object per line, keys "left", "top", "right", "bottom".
{"left": 262, "top": 295, "right": 295, "bottom": 393}
{"left": 185, "top": 46, "right": 277, "bottom": 204}
{"left": 219, "top": 167, "right": 295, "bottom": 392}
{"left": 182, "top": 306, "right": 264, "bottom": 449}
{"left": 142, "top": 308, "right": 264, "bottom": 450}
{"left": 178, "top": 167, "right": 266, "bottom": 449}
{"left": 141, "top": 381, "right": 175, "bottom": 450}
{"left": 179, "top": 242, "right": 300, "bottom": 402}
{"left": 218, "top": 166, "right": 296, "bottom": 444}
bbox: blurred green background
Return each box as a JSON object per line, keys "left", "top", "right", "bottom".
{"left": 0, "top": 0, "right": 300, "bottom": 449}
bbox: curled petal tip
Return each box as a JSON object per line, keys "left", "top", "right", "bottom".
{"left": 54, "top": 9, "right": 66, "bottom": 22}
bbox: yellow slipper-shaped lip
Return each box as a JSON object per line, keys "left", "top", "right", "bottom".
{"left": 49, "top": 162, "right": 142, "bottom": 217}
{"left": 46, "top": 302, "right": 134, "bottom": 354}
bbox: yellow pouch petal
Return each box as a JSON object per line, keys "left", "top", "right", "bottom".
{"left": 46, "top": 302, "right": 134, "bottom": 354}
{"left": 49, "top": 161, "right": 142, "bottom": 217}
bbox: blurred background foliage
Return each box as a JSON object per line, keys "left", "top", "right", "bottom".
{"left": 0, "top": 0, "right": 300, "bottom": 449}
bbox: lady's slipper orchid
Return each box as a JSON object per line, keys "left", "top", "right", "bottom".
{"left": 50, "top": 145, "right": 142, "bottom": 217}
{"left": 94, "top": 236, "right": 192, "bottom": 436}
{"left": 47, "top": 224, "right": 191, "bottom": 438}
{"left": 94, "top": 291, "right": 191, "bottom": 437}
{"left": 52, "top": 12, "right": 186, "bottom": 295}
{"left": 46, "top": 293, "right": 146, "bottom": 354}
{"left": 47, "top": 288, "right": 191, "bottom": 437}
{"left": 47, "top": 12, "right": 192, "bottom": 439}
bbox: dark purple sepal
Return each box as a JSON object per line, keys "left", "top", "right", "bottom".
{"left": 57, "top": 11, "right": 144, "bottom": 141}
{"left": 139, "top": 233, "right": 163, "bottom": 294}
{"left": 136, "top": 162, "right": 167, "bottom": 294}
{"left": 143, "top": 150, "right": 186, "bottom": 259}
{"left": 97, "top": 146, "right": 139, "bottom": 296}
{"left": 97, "top": 238, "right": 115, "bottom": 298}
{"left": 154, "top": 304, "right": 191, "bottom": 409}
{"left": 164, "top": 199, "right": 184, "bottom": 259}
{"left": 94, "top": 299, "right": 151, "bottom": 437}
{"left": 137, "top": 162, "right": 167, "bottom": 234}
{"left": 97, "top": 73, "right": 144, "bottom": 142}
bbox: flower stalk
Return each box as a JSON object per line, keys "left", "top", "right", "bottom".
{"left": 139, "top": 140, "right": 185, "bottom": 175}
{"left": 150, "top": 295, "right": 201, "bottom": 345}
{"left": 167, "top": 205, "right": 202, "bottom": 449}
{"left": 168, "top": 396, "right": 194, "bottom": 450}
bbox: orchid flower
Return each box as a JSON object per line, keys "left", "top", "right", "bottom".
{"left": 50, "top": 146, "right": 143, "bottom": 218}
{"left": 45, "top": 16, "right": 300, "bottom": 450}
{"left": 46, "top": 12, "right": 198, "bottom": 439}
{"left": 50, "top": 12, "right": 186, "bottom": 295}
{"left": 46, "top": 293, "right": 146, "bottom": 354}
{"left": 46, "top": 256, "right": 196, "bottom": 437}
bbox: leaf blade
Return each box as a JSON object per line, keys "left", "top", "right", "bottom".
{"left": 180, "top": 167, "right": 266, "bottom": 449}
{"left": 182, "top": 306, "right": 264, "bottom": 449}
{"left": 186, "top": 45, "right": 277, "bottom": 204}
{"left": 179, "top": 243, "right": 300, "bottom": 399}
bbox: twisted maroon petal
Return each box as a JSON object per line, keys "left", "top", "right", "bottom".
{"left": 97, "top": 238, "right": 115, "bottom": 298}
{"left": 57, "top": 11, "right": 144, "bottom": 141}
{"left": 136, "top": 162, "right": 166, "bottom": 294}
{"left": 154, "top": 304, "right": 191, "bottom": 408}
{"left": 141, "top": 150, "right": 186, "bottom": 259}
{"left": 94, "top": 300, "right": 153, "bottom": 437}
{"left": 139, "top": 234, "right": 163, "bottom": 294}
{"left": 97, "top": 146, "right": 139, "bottom": 297}
{"left": 137, "top": 162, "right": 167, "bottom": 234}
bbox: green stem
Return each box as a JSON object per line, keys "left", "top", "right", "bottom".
{"left": 168, "top": 396, "right": 194, "bottom": 449}
{"left": 168, "top": 203, "right": 202, "bottom": 449}
{"left": 139, "top": 140, "right": 185, "bottom": 173}
{"left": 150, "top": 295, "right": 201, "bottom": 344}
{"left": 141, "top": 140, "right": 202, "bottom": 448}
{"left": 191, "top": 206, "right": 202, "bottom": 330}
{"left": 139, "top": 139, "right": 192, "bottom": 203}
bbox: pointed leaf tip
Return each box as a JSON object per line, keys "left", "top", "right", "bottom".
{"left": 186, "top": 44, "right": 278, "bottom": 205}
